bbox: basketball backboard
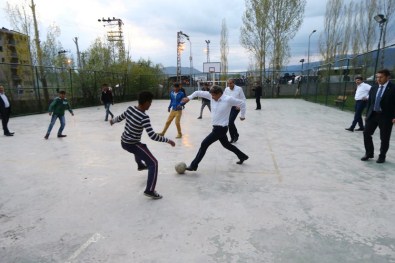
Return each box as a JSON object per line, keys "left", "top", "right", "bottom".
{"left": 203, "top": 62, "right": 221, "bottom": 73}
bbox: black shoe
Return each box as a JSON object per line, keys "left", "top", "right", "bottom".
{"left": 197, "top": 116, "right": 202, "bottom": 119}
{"left": 229, "top": 138, "right": 235, "bottom": 143}
{"left": 138, "top": 164, "right": 148, "bottom": 171}
{"left": 355, "top": 128, "right": 364, "bottom": 131}
{"left": 144, "top": 190, "right": 162, "bottom": 199}
{"left": 44, "top": 134, "right": 49, "bottom": 139}
{"left": 57, "top": 134, "right": 67, "bottom": 138}
{"left": 232, "top": 136, "right": 239, "bottom": 143}
{"left": 4, "top": 133, "right": 13, "bottom": 136}
{"left": 376, "top": 157, "right": 386, "bottom": 163}
{"left": 255, "top": 108, "right": 261, "bottom": 110}
{"left": 345, "top": 128, "right": 354, "bottom": 132}
{"left": 361, "top": 154, "right": 374, "bottom": 161}
{"left": 237, "top": 156, "right": 249, "bottom": 165}
{"left": 185, "top": 166, "right": 197, "bottom": 171}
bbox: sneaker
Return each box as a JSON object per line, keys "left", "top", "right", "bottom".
{"left": 176, "top": 134, "right": 182, "bottom": 139}
{"left": 138, "top": 164, "right": 148, "bottom": 171}
{"left": 44, "top": 134, "right": 49, "bottom": 139}
{"left": 197, "top": 116, "right": 202, "bottom": 119}
{"left": 57, "top": 134, "right": 67, "bottom": 138}
{"left": 144, "top": 190, "right": 163, "bottom": 199}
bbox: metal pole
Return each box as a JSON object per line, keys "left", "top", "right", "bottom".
{"left": 306, "top": 30, "right": 316, "bottom": 100}
{"left": 373, "top": 23, "right": 385, "bottom": 82}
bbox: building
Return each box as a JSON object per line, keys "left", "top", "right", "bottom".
{"left": 0, "top": 27, "right": 33, "bottom": 92}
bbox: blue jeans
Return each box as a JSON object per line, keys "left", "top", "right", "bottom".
{"left": 46, "top": 114, "right": 65, "bottom": 135}
{"left": 350, "top": 100, "right": 367, "bottom": 129}
{"left": 104, "top": 103, "right": 114, "bottom": 121}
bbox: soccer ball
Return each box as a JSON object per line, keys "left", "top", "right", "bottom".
{"left": 175, "top": 162, "right": 187, "bottom": 174}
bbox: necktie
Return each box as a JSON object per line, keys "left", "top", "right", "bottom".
{"left": 374, "top": 85, "right": 384, "bottom": 111}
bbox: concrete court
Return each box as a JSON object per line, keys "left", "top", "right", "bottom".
{"left": 1, "top": 98, "right": 395, "bottom": 263}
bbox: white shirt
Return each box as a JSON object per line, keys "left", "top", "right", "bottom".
{"left": 224, "top": 85, "right": 246, "bottom": 101}
{"left": 188, "top": 91, "right": 246, "bottom": 126}
{"left": 0, "top": 93, "right": 10, "bottom": 108}
{"left": 354, "top": 82, "right": 371, "bottom": 100}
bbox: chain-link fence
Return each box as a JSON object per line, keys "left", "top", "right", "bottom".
{"left": 1, "top": 45, "right": 394, "bottom": 116}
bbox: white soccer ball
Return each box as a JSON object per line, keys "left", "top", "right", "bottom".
{"left": 175, "top": 162, "right": 187, "bottom": 174}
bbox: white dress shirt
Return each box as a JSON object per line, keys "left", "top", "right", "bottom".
{"left": 0, "top": 93, "right": 10, "bottom": 108}
{"left": 188, "top": 91, "right": 246, "bottom": 126}
{"left": 224, "top": 85, "right": 246, "bottom": 100}
{"left": 354, "top": 82, "right": 371, "bottom": 100}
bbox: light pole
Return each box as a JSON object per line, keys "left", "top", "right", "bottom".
{"left": 373, "top": 14, "right": 387, "bottom": 81}
{"left": 299, "top": 58, "right": 305, "bottom": 74}
{"left": 186, "top": 36, "right": 193, "bottom": 87}
{"left": 205, "top": 40, "right": 210, "bottom": 62}
{"left": 306, "top": 30, "right": 316, "bottom": 98}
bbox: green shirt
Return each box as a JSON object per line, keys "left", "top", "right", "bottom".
{"left": 48, "top": 97, "right": 73, "bottom": 116}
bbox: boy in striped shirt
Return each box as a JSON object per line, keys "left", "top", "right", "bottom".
{"left": 110, "top": 91, "right": 175, "bottom": 199}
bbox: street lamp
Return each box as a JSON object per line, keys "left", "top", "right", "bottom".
{"left": 299, "top": 58, "right": 305, "bottom": 73}
{"left": 306, "top": 30, "right": 316, "bottom": 97}
{"left": 373, "top": 14, "right": 387, "bottom": 81}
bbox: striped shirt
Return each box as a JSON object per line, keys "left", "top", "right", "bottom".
{"left": 113, "top": 106, "right": 169, "bottom": 144}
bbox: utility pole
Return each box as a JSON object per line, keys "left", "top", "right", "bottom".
{"left": 177, "top": 31, "right": 188, "bottom": 83}
{"left": 72, "top": 37, "right": 82, "bottom": 69}
{"left": 98, "top": 17, "right": 125, "bottom": 62}
{"left": 30, "top": 0, "right": 49, "bottom": 104}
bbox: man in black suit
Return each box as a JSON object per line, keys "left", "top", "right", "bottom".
{"left": 361, "top": 69, "right": 395, "bottom": 163}
{"left": 0, "top": 85, "right": 14, "bottom": 136}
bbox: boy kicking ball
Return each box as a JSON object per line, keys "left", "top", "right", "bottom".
{"left": 110, "top": 91, "right": 175, "bottom": 199}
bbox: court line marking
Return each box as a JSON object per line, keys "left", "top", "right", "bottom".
{"left": 65, "top": 233, "right": 103, "bottom": 263}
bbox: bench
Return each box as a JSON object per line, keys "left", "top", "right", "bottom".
{"left": 334, "top": 96, "right": 347, "bottom": 106}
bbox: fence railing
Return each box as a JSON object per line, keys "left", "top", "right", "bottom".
{"left": 1, "top": 45, "right": 394, "bottom": 116}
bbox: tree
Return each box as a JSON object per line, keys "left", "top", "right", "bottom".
{"left": 319, "top": 0, "right": 346, "bottom": 64}
{"left": 267, "top": 0, "right": 306, "bottom": 73}
{"left": 240, "top": 0, "right": 271, "bottom": 84}
{"left": 220, "top": 18, "right": 229, "bottom": 79}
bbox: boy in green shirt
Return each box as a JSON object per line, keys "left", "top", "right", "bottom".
{"left": 44, "top": 90, "right": 74, "bottom": 139}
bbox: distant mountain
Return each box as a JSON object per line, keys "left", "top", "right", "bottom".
{"left": 162, "top": 66, "right": 202, "bottom": 75}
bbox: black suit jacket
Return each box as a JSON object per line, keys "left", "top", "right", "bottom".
{"left": 0, "top": 94, "right": 11, "bottom": 115}
{"left": 366, "top": 81, "right": 395, "bottom": 120}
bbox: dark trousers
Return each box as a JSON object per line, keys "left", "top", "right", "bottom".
{"left": 255, "top": 97, "right": 261, "bottom": 109}
{"left": 363, "top": 112, "right": 394, "bottom": 158}
{"left": 0, "top": 107, "right": 11, "bottom": 134}
{"left": 228, "top": 107, "right": 240, "bottom": 141}
{"left": 121, "top": 141, "right": 158, "bottom": 192}
{"left": 350, "top": 100, "right": 367, "bottom": 129}
{"left": 190, "top": 126, "right": 248, "bottom": 169}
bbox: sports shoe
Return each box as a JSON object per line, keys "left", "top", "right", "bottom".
{"left": 44, "top": 134, "right": 49, "bottom": 139}
{"left": 197, "top": 116, "right": 202, "bottom": 119}
{"left": 176, "top": 134, "right": 182, "bottom": 139}
{"left": 144, "top": 190, "right": 163, "bottom": 199}
{"left": 57, "top": 134, "right": 67, "bottom": 138}
{"left": 138, "top": 164, "right": 148, "bottom": 171}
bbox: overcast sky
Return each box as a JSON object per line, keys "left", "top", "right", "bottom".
{"left": 1, "top": 0, "right": 326, "bottom": 72}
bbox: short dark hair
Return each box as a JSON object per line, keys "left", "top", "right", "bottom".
{"left": 209, "top": 85, "right": 223, "bottom": 94}
{"left": 173, "top": 82, "right": 181, "bottom": 88}
{"left": 354, "top": 76, "right": 363, "bottom": 81}
{"left": 59, "top": 90, "right": 66, "bottom": 95}
{"left": 377, "top": 69, "right": 391, "bottom": 77}
{"left": 138, "top": 91, "right": 154, "bottom": 105}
